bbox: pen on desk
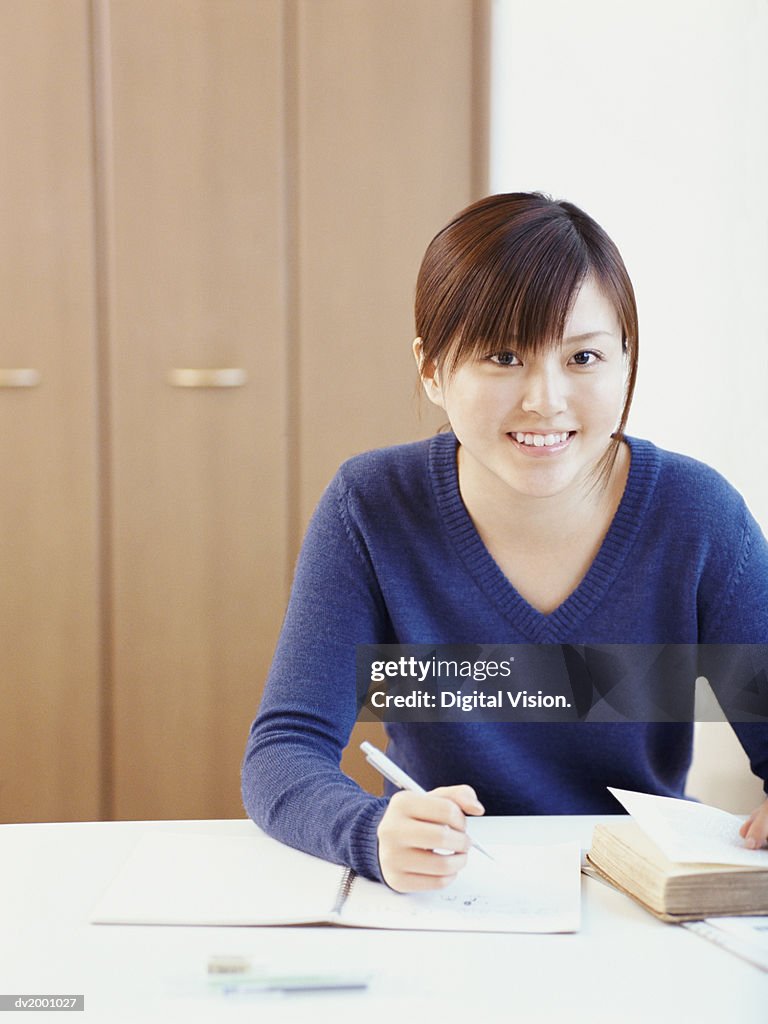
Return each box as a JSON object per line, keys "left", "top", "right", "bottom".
{"left": 360, "top": 741, "right": 495, "bottom": 861}
{"left": 207, "top": 956, "right": 370, "bottom": 994}
{"left": 215, "top": 975, "right": 370, "bottom": 995}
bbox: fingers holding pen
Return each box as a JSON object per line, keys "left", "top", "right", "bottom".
{"left": 377, "top": 787, "right": 482, "bottom": 893}
{"left": 379, "top": 790, "right": 472, "bottom": 854}
{"left": 388, "top": 851, "right": 470, "bottom": 892}
{"left": 430, "top": 784, "right": 485, "bottom": 817}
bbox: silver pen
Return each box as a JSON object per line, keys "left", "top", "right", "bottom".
{"left": 360, "top": 741, "right": 495, "bottom": 860}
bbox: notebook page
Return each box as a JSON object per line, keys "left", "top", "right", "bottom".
{"left": 608, "top": 788, "right": 768, "bottom": 867}
{"left": 340, "top": 841, "right": 581, "bottom": 932}
{"left": 90, "top": 833, "right": 344, "bottom": 925}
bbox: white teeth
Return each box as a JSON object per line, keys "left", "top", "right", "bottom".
{"left": 513, "top": 431, "right": 570, "bottom": 447}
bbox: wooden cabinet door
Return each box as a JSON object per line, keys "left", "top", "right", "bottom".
{"left": 293, "top": 0, "right": 484, "bottom": 790}
{"left": 100, "top": 0, "right": 288, "bottom": 819}
{"left": 0, "top": 0, "right": 101, "bottom": 822}
{"left": 0, "top": 0, "right": 484, "bottom": 823}
{"left": 101, "top": 0, "right": 484, "bottom": 814}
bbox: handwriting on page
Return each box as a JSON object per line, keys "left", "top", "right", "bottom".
{"left": 430, "top": 854, "right": 571, "bottom": 918}
{"left": 347, "top": 841, "right": 581, "bottom": 933}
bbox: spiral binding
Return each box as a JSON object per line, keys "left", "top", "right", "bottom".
{"left": 331, "top": 867, "right": 356, "bottom": 917}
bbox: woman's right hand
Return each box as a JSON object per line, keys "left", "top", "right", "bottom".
{"left": 376, "top": 785, "right": 485, "bottom": 893}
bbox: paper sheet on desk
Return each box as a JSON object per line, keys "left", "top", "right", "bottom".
{"left": 684, "top": 917, "right": 768, "bottom": 972}
{"left": 609, "top": 788, "right": 768, "bottom": 867}
{"left": 89, "top": 833, "right": 346, "bottom": 926}
{"left": 343, "top": 841, "right": 581, "bottom": 933}
{"left": 89, "top": 832, "right": 581, "bottom": 933}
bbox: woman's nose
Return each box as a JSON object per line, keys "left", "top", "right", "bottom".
{"left": 520, "top": 364, "right": 568, "bottom": 417}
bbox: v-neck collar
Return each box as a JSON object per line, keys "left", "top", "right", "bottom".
{"left": 428, "top": 431, "right": 661, "bottom": 641}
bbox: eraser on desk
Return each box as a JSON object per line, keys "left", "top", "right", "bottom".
{"left": 208, "top": 954, "right": 254, "bottom": 975}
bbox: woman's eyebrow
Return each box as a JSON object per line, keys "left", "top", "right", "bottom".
{"left": 565, "top": 331, "right": 614, "bottom": 342}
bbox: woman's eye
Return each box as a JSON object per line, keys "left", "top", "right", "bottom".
{"left": 570, "top": 350, "right": 601, "bottom": 367}
{"left": 488, "top": 351, "right": 520, "bottom": 366}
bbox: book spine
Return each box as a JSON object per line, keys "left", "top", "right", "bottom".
{"left": 331, "top": 867, "right": 356, "bottom": 916}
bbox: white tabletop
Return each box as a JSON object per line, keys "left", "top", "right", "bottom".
{"left": 0, "top": 815, "right": 764, "bottom": 1023}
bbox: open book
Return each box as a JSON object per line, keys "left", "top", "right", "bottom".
{"left": 587, "top": 788, "right": 768, "bottom": 923}
{"left": 90, "top": 831, "right": 581, "bottom": 933}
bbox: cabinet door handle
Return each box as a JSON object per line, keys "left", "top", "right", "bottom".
{"left": 0, "top": 368, "right": 41, "bottom": 387}
{"left": 167, "top": 368, "right": 248, "bottom": 388}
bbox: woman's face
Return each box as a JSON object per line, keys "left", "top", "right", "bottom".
{"left": 417, "top": 276, "right": 627, "bottom": 503}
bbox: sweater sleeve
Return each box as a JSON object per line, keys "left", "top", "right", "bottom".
{"left": 700, "top": 500, "right": 768, "bottom": 794}
{"left": 241, "top": 469, "right": 390, "bottom": 880}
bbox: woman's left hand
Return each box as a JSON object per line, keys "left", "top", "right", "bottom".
{"left": 738, "top": 796, "right": 768, "bottom": 849}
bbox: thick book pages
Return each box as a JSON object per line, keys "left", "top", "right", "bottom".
{"left": 90, "top": 831, "right": 581, "bottom": 933}
{"left": 588, "top": 820, "right": 768, "bottom": 922}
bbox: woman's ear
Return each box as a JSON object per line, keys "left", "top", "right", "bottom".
{"left": 412, "top": 337, "right": 445, "bottom": 408}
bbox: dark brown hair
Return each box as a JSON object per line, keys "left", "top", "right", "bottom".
{"left": 415, "top": 192, "right": 639, "bottom": 481}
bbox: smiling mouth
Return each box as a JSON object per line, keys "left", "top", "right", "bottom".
{"left": 508, "top": 431, "right": 575, "bottom": 448}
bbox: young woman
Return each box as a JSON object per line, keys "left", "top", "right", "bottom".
{"left": 242, "top": 193, "right": 768, "bottom": 892}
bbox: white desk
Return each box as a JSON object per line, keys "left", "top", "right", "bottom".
{"left": 1, "top": 816, "right": 764, "bottom": 1022}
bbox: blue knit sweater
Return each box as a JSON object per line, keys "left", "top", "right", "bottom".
{"left": 242, "top": 433, "right": 768, "bottom": 881}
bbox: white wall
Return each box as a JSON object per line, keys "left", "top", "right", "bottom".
{"left": 491, "top": 0, "right": 768, "bottom": 529}
{"left": 491, "top": 0, "right": 767, "bottom": 811}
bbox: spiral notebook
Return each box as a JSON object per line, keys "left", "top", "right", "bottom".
{"left": 89, "top": 831, "right": 581, "bottom": 933}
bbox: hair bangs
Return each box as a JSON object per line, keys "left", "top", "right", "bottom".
{"left": 458, "top": 251, "right": 589, "bottom": 369}
{"left": 417, "top": 196, "right": 596, "bottom": 373}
